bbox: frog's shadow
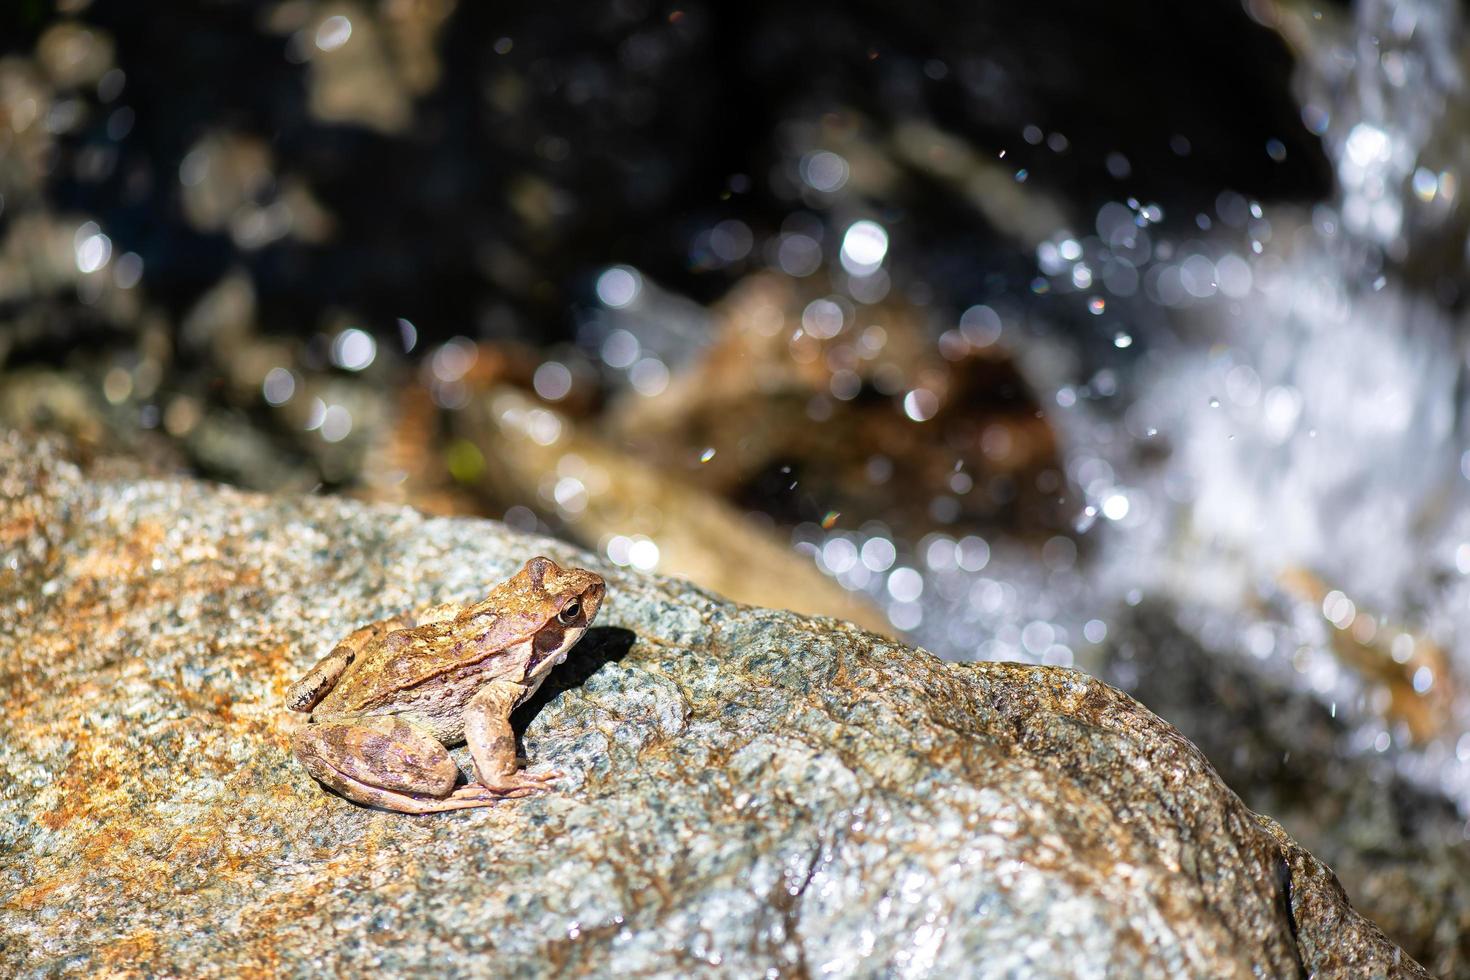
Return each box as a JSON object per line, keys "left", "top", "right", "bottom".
{"left": 508, "top": 625, "right": 636, "bottom": 748}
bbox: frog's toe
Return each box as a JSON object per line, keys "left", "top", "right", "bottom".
{"left": 477, "top": 770, "right": 560, "bottom": 795}
{"left": 451, "top": 784, "right": 540, "bottom": 801}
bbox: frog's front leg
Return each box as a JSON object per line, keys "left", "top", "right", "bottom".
{"left": 461, "top": 681, "right": 562, "bottom": 797}
{"left": 292, "top": 716, "right": 510, "bottom": 814}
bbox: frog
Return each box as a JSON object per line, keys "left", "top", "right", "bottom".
{"left": 286, "top": 556, "right": 606, "bottom": 813}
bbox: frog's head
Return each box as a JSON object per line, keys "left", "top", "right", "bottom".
{"left": 515, "top": 556, "right": 606, "bottom": 676}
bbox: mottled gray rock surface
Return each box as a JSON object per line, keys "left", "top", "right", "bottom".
{"left": 1108, "top": 605, "right": 1470, "bottom": 977}
{"left": 0, "top": 435, "right": 1426, "bottom": 977}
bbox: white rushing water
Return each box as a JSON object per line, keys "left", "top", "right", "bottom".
{"left": 820, "top": 0, "right": 1470, "bottom": 811}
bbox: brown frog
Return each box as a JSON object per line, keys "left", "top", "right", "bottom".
{"left": 286, "top": 556, "right": 606, "bottom": 813}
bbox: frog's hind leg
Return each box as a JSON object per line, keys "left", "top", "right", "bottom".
{"left": 293, "top": 716, "right": 504, "bottom": 814}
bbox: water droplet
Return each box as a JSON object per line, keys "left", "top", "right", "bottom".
{"left": 839, "top": 220, "right": 889, "bottom": 276}
{"left": 397, "top": 318, "right": 418, "bottom": 352}
{"left": 316, "top": 15, "right": 353, "bottom": 51}
{"left": 331, "top": 328, "right": 376, "bottom": 372}
{"left": 800, "top": 151, "right": 850, "bottom": 193}
{"left": 903, "top": 389, "right": 939, "bottom": 422}
{"left": 532, "top": 362, "right": 573, "bottom": 401}
{"left": 628, "top": 538, "right": 661, "bottom": 571}
{"left": 629, "top": 357, "right": 670, "bottom": 397}
{"left": 886, "top": 567, "right": 924, "bottom": 603}
{"left": 320, "top": 404, "right": 352, "bottom": 442}
{"left": 262, "top": 367, "right": 296, "bottom": 406}
{"left": 596, "top": 266, "right": 641, "bottom": 308}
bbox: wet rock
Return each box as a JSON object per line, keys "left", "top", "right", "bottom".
{"left": 0, "top": 435, "right": 1424, "bottom": 977}
{"left": 1109, "top": 603, "right": 1470, "bottom": 978}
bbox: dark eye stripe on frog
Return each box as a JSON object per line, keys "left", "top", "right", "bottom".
{"left": 533, "top": 621, "right": 567, "bottom": 657}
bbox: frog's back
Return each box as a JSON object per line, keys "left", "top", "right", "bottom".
{"left": 312, "top": 611, "right": 539, "bottom": 722}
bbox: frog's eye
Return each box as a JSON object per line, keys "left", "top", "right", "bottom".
{"left": 557, "top": 599, "right": 582, "bottom": 625}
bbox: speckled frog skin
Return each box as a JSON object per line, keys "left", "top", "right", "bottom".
{"left": 286, "top": 556, "right": 605, "bottom": 813}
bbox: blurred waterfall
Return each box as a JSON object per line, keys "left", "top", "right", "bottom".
{"left": 850, "top": 0, "right": 1470, "bottom": 808}
{"left": 1088, "top": 0, "right": 1470, "bottom": 801}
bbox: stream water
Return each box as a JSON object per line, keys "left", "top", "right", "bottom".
{"left": 793, "top": 0, "right": 1470, "bottom": 818}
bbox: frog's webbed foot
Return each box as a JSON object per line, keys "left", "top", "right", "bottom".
{"left": 447, "top": 782, "right": 540, "bottom": 803}
{"left": 472, "top": 767, "right": 563, "bottom": 796}
{"left": 517, "top": 766, "right": 563, "bottom": 784}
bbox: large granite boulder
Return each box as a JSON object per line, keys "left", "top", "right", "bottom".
{"left": 0, "top": 435, "right": 1424, "bottom": 977}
